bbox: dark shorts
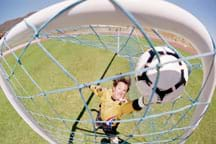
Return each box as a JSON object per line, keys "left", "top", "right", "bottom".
{"left": 96, "top": 111, "right": 119, "bottom": 137}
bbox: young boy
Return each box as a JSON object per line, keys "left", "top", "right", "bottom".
{"left": 89, "top": 77, "right": 146, "bottom": 144}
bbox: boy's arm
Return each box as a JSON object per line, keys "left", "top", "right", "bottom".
{"left": 121, "top": 97, "right": 147, "bottom": 115}
{"left": 89, "top": 85, "right": 104, "bottom": 97}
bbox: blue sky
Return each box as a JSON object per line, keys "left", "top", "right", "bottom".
{"left": 1, "top": 0, "right": 215, "bottom": 40}
{"left": 0, "top": 0, "right": 62, "bottom": 24}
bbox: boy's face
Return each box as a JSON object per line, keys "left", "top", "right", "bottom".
{"left": 112, "top": 82, "right": 128, "bottom": 101}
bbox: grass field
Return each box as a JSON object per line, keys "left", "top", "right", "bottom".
{"left": 0, "top": 37, "right": 215, "bottom": 144}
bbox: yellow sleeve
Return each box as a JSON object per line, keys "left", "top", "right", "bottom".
{"left": 89, "top": 85, "right": 104, "bottom": 97}
{"left": 121, "top": 101, "right": 135, "bottom": 115}
{"left": 121, "top": 99, "right": 143, "bottom": 115}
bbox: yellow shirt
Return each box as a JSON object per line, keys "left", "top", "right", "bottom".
{"left": 90, "top": 85, "right": 135, "bottom": 121}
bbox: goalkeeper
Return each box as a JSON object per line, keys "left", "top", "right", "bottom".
{"left": 89, "top": 76, "right": 147, "bottom": 143}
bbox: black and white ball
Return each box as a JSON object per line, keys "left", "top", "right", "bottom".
{"left": 135, "top": 46, "right": 188, "bottom": 103}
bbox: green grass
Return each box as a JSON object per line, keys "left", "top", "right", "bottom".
{"left": 0, "top": 38, "right": 215, "bottom": 144}
{"left": 186, "top": 90, "right": 216, "bottom": 144}
{"left": 0, "top": 89, "right": 47, "bottom": 144}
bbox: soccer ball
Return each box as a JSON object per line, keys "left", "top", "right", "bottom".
{"left": 135, "top": 46, "right": 189, "bottom": 103}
